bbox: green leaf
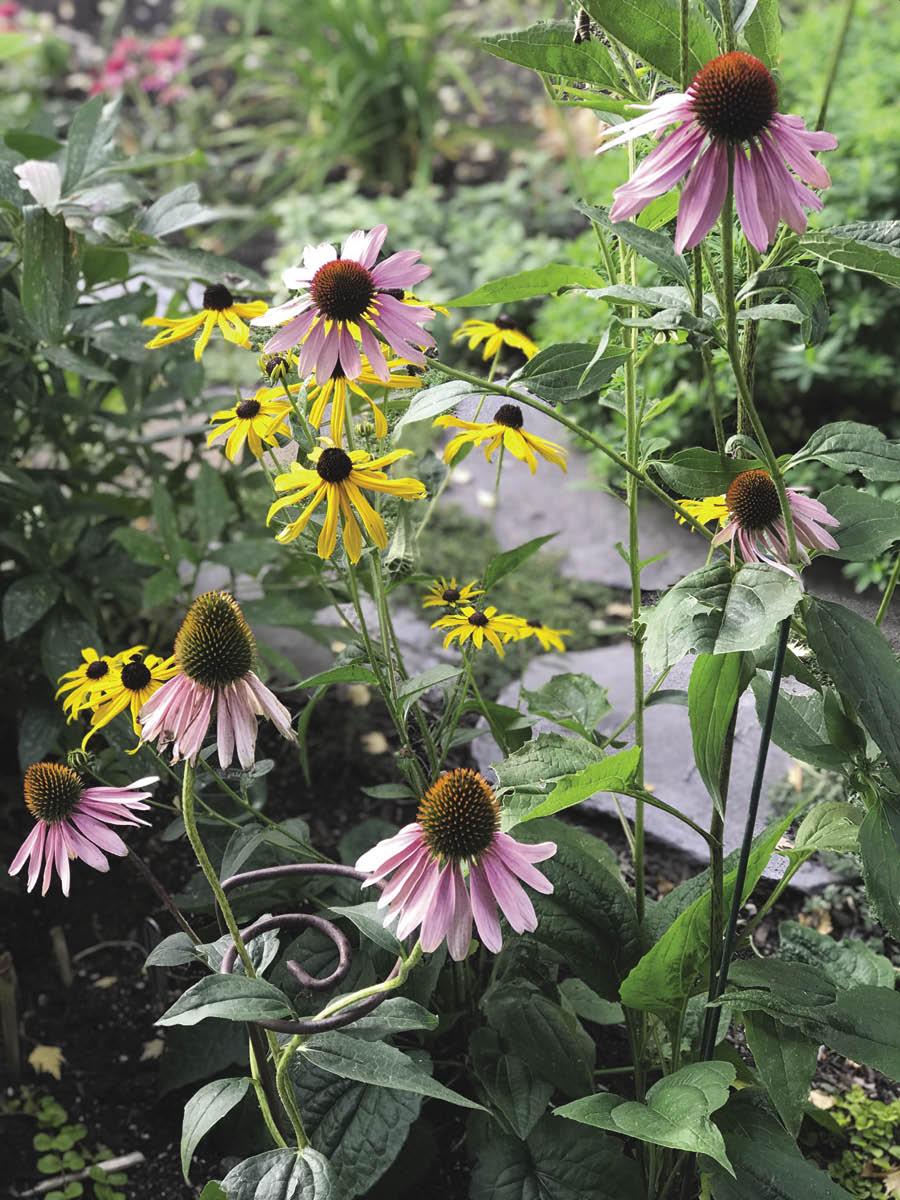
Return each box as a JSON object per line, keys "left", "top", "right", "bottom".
{"left": 289, "top": 1059, "right": 420, "bottom": 1200}
{"left": 157, "top": 975, "right": 296, "bottom": 1026}
{"left": 395, "top": 664, "right": 461, "bottom": 717}
{"left": 194, "top": 462, "right": 234, "bottom": 546}
{"left": 742, "top": 0, "right": 782, "bottom": 68}
{"left": 559, "top": 978, "right": 624, "bottom": 1025}
{"left": 82, "top": 246, "right": 129, "bottom": 288}
{"left": 520, "top": 672, "right": 612, "bottom": 739}
{"left": 220, "top": 1148, "right": 334, "bottom": 1199}
{"left": 581, "top": 0, "right": 718, "bottom": 83}
{"left": 448, "top": 265, "right": 604, "bottom": 307}
{"left": 806, "top": 598, "right": 900, "bottom": 778}
{"left": 470, "top": 1114, "right": 642, "bottom": 1200}
{"left": 788, "top": 420, "right": 900, "bottom": 481}
{"left": 517, "top": 747, "right": 641, "bottom": 823}
{"left": 137, "top": 183, "right": 219, "bottom": 238}
{"left": 859, "top": 797, "right": 900, "bottom": 942}
{"left": 493, "top": 733, "right": 606, "bottom": 823}
{"left": 708, "top": 1090, "right": 856, "bottom": 1199}
{"left": 470, "top": 1028, "right": 553, "bottom": 1139}
{"left": 736, "top": 267, "right": 829, "bottom": 345}
{"left": 150, "top": 481, "right": 180, "bottom": 557}
{"left": 750, "top": 678, "right": 846, "bottom": 771}
{"left": 815, "top": 486, "right": 900, "bottom": 560}
{"left": 577, "top": 202, "right": 690, "bottom": 285}
{"left": 513, "top": 819, "right": 642, "bottom": 1000}
{"left": 3, "top": 575, "right": 59, "bottom": 640}
{"left": 130, "top": 245, "right": 269, "bottom": 291}
{"left": 557, "top": 1061, "right": 736, "bottom": 1174}
{"left": 294, "top": 666, "right": 379, "bottom": 689}
{"left": 620, "top": 806, "right": 800, "bottom": 1013}
{"left": 650, "top": 448, "right": 763, "bottom": 498}
{"left": 111, "top": 527, "right": 168, "bottom": 567}
{"left": 689, "top": 654, "right": 746, "bottom": 814}
{"left": 393, "top": 379, "right": 471, "bottom": 429}
{"left": 793, "top": 801, "right": 863, "bottom": 855}
{"left": 143, "top": 568, "right": 182, "bottom": 608}
{"left": 21, "top": 208, "right": 79, "bottom": 343}
{"left": 481, "top": 20, "right": 621, "bottom": 89}
{"left": 60, "top": 96, "right": 118, "bottom": 192}
{"left": 515, "top": 343, "right": 630, "bottom": 404}
{"left": 479, "top": 534, "right": 556, "bottom": 592}
{"left": 326, "top": 901, "right": 403, "bottom": 958}
{"left": 181, "top": 1078, "right": 250, "bottom": 1180}
{"left": 777, "top": 920, "right": 895, "bottom": 990}
{"left": 42, "top": 344, "right": 115, "bottom": 381}
{"left": 644, "top": 564, "right": 802, "bottom": 673}
{"left": 484, "top": 981, "right": 596, "bottom": 1098}
{"left": 798, "top": 220, "right": 900, "bottom": 290}
{"left": 336, "top": 997, "right": 438, "bottom": 1040}
{"left": 299, "top": 1032, "right": 483, "bottom": 1109}
{"left": 741, "top": 1014, "right": 816, "bottom": 1137}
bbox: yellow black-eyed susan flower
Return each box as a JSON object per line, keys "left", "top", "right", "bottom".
{"left": 82, "top": 650, "right": 178, "bottom": 748}
{"left": 207, "top": 387, "right": 294, "bottom": 462}
{"left": 430, "top": 606, "right": 522, "bottom": 658}
{"left": 452, "top": 316, "right": 538, "bottom": 361}
{"left": 434, "top": 403, "right": 567, "bottom": 475}
{"left": 307, "top": 355, "right": 421, "bottom": 444}
{"left": 267, "top": 444, "right": 426, "bottom": 563}
{"left": 144, "top": 284, "right": 267, "bottom": 361}
{"left": 421, "top": 577, "right": 483, "bottom": 610}
{"left": 674, "top": 494, "right": 731, "bottom": 528}
{"left": 56, "top": 646, "right": 139, "bottom": 721}
{"left": 511, "top": 618, "right": 572, "bottom": 652}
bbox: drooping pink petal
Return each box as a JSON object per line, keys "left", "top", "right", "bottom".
{"left": 252, "top": 296, "right": 310, "bottom": 327}
{"left": 8, "top": 822, "right": 42, "bottom": 878}
{"left": 371, "top": 251, "right": 431, "bottom": 289}
{"left": 217, "top": 684, "right": 235, "bottom": 767}
{"left": 609, "top": 122, "right": 705, "bottom": 222}
{"left": 420, "top": 863, "right": 456, "bottom": 952}
{"left": 675, "top": 140, "right": 729, "bottom": 253}
{"left": 469, "top": 861, "right": 503, "bottom": 952}
{"left": 27, "top": 822, "right": 47, "bottom": 892}
{"left": 264, "top": 307, "right": 317, "bottom": 354}
{"left": 394, "top": 858, "right": 442, "bottom": 940}
{"left": 445, "top": 866, "right": 472, "bottom": 961}
{"left": 297, "top": 313, "right": 329, "bottom": 377}
{"left": 315, "top": 322, "right": 341, "bottom": 382}
{"left": 356, "top": 823, "right": 422, "bottom": 874}
{"left": 358, "top": 320, "right": 390, "bottom": 381}
{"left": 61, "top": 820, "right": 110, "bottom": 872}
{"left": 768, "top": 116, "right": 834, "bottom": 188}
{"left": 480, "top": 852, "right": 538, "bottom": 933}
{"left": 245, "top": 673, "right": 295, "bottom": 740}
{"left": 598, "top": 92, "right": 694, "bottom": 151}
{"left": 492, "top": 834, "right": 556, "bottom": 893}
{"left": 70, "top": 812, "right": 129, "bottom": 856}
{"left": 337, "top": 324, "right": 362, "bottom": 380}
{"left": 734, "top": 146, "right": 770, "bottom": 252}
{"left": 379, "top": 846, "right": 433, "bottom": 913}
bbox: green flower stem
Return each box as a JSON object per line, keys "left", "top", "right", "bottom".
{"left": 875, "top": 550, "right": 900, "bottom": 627}
{"left": 720, "top": 154, "right": 800, "bottom": 566}
{"left": 181, "top": 761, "right": 256, "bottom": 977}
{"left": 280, "top": 380, "right": 316, "bottom": 451}
{"left": 314, "top": 942, "right": 424, "bottom": 1022}
{"left": 679, "top": 0, "right": 691, "bottom": 90}
{"left": 249, "top": 1032, "right": 288, "bottom": 1150}
{"left": 274, "top": 1034, "right": 309, "bottom": 1151}
{"left": 816, "top": 0, "right": 856, "bottom": 131}
{"left": 426, "top": 359, "right": 714, "bottom": 540}
{"left": 462, "top": 649, "right": 508, "bottom": 758}
{"left": 719, "top": 0, "right": 737, "bottom": 51}
{"left": 740, "top": 851, "right": 812, "bottom": 944}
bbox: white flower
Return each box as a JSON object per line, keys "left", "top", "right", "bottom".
{"left": 14, "top": 160, "right": 62, "bottom": 212}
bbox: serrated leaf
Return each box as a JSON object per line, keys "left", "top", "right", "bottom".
{"left": 181, "top": 1078, "right": 249, "bottom": 1180}
{"left": 778, "top": 920, "right": 894, "bottom": 990}
{"left": 515, "top": 343, "right": 630, "bottom": 403}
{"left": 157, "top": 975, "right": 295, "bottom": 1026}
{"left": 516, "top": 747, "right": 641, "bottom": 824}
{"left": 742, "top": 0, "right": 781, "bottom": 68}
{"left": 750, "top": 678, "right": 846, "bottom": 771}
{"left": 493, "top": 732, "right": 606, "bottom": 803}
{"left": 521, "top": 672, "right": 612, "bottom": 738}
{"left": 448, "top": 265, "right": 604, "bottom": 307}
{"left": 395, "top": 664, "right": 461, "bottom": 717}
{"left": 741, "top": 1013, "right": 815, "bottom": 1137}
{"left": 470, "top": 1028, "right": 553, "bottom": 1140}
{"left": 393, "top": 379, "right": 472, "bottom": 429}
{"left": 577, "top": 202, "right": 690, "bottom": 284}
{"left": 581, "top": 0, "right": 718, "bottom": 83}
{"left": 326, "top": 901, "right": 403, "bottom": 958}
{"left": 815, "top": 486, "right": 900, "bottom": 560}
{"left": 21, "top": 208, "right": 79, "bottom": 343}
{"left": 484, "top": 981, "right": 595, "bottom": 1098}
{"left": 788, "top": 420, "right": 900, "bottom": 481}
{"left": 799, "top": 220, "right": 900, "bottom": 290}
{"left": 736, "top": 266, "right": 828, "bottom": 345}
{"left": 28, "top": 1045, "right": 65, "bottom": 1080}
{"left": 138, "top": 183, "right": 220, "bottom": 238}
{"left": 194, "top": 462, "right": 234, "bottom": 546}
{"left": 650, "top": 448, "right": 764, "bottom": 498}
{"left": 793, "top": 801, "right": 862, "bottom": 855}
{"left": 481, "top": 21, "right": 621, "bottom": 89}
{"left": 859, "top": 797, "right": 900, "bottom": 942}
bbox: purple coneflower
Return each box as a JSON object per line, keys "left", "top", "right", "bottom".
{"left": 139, "top": 592, "right": 295, "bottom": 768}
{"left": 598, "top": 52, "right": 837, "bottom": 253}
{"left": 9, "top": 762, "right": 157, "bottom": 896}
{"left": 711, "top": 468, "right": 840, "bottom": 567}
{"left": 356, "top": 768, "right": 556, "bottom": 961}
{"left": 252, "top": 225, "right": 435, "bottom": 380}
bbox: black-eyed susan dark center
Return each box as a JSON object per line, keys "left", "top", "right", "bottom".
{"left": 526, "top": 619, "right": 543, "bottom": 628}
{"left": 379, "top": 288, "right": 405, "bottom": 300}
{"left": 85, "top": 660, "right": 109, "bottom": 680}
{"left": 316, "top": 447, "right": 353, "bottom": 483}
{"left": 24, "top": 762, "right": 83, "bottom": 823}
{"left": 310, "top": 260, "right": 375, "bottom": 322}
{"left": 468, "top": 611, "right": 489, "bottom": 627}
{"left": 175, "top": 591, "right": 255, "bottom": 688}
{"left": 417, "top": 768, "right": 499, "bottom": 860}
{"left": 203, "top": 283, "right": 235, "bottom": 311}
{"left": 236, "top": 398, "right": 261, "bottom": 420}
{"left": 121, "top": 656, "right": 152, "bottom": 691}
{"left": 690, "top": 51, "right": 778, "bottom": 142}
{"left": 494, "top": 404, "right": 524, "bottom": 429}
{"left": 442, "top": 587, "right": 461, "bottom": 603}
{"left": 262, "top": 354, "right": 290, "bottom": 379}
{"left": 726, "top": 469, "right": 781, "bottom": 530}
{"left": 494, "top": 313, "right": 516, "bottom": 330}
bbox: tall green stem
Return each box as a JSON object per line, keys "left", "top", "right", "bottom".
{"left": 719, "top": 0, "right": 737, "bottom": 51}
{"left": 875, "top": 550, "right": 900, "bottom": 627}
{"left": 816, "top": 0, "right": 856, "bottom": 131}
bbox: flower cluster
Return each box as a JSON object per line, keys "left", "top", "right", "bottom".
{"left": 57, "top": 645, "right": 178, "bottom": 749}
{"left": 423, "top": 578, "right": 571, "bottom": 658}
{"left": 90, "top": 34, "right": 191, "bottom": 104}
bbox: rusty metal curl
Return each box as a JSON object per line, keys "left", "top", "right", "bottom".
{"left": 218, "top": 862, "right": 402, "bottom": 1034}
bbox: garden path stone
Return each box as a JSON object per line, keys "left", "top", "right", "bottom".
{"left": 470, "top": 644, "right": 839, "bottom": 892}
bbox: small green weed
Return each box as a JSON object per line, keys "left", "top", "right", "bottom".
{"left": 825, "top": 1086, "right": 900, "bottom": 1198}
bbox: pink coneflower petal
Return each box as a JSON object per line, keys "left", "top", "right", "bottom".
{"left": 734, "top": 149, "right": 769, "bottom": 253}
{"left": 338, "top": 324, "right": 362, "bottom": 380}
{"left": 62, "top": 821, "right": 110, "bottom": 872}
{"left": 446, "top": 866, "right": 472, "bottom": 961}
{"left": 356, "top": 824, "right": 421, "bottom": 874}
{"left": 420, "top": 864, "right": 456, "bottom": 952}
{"left": 768, "top": 117, "right": 834, "bottom": 188}
{"left": 675, "top": 140, "right": 729, "bottom": 253}
{"left": 342, "top": 224, "right": 388, "bottom": 269}
{"left": 217, "top": 685, "right": 235, "bottom": 766}
{"left": 480, "top": 852, "right": 538, "bottom": 934}
{"left": 492, "top": 833, "right": 556, "bottom": 893}
{"left": 394, "top": 858, "right": 442, "bottom": 940}
{"left": 257, "top": 296, "right": 310, "bottom": 326}
{"left": 609, "top": 123, "right": 706, "bottom": 221}
{"left": 70, "top": 812, "right": 129, "bottom": 856}
{"left": 264, "top": 307, "right": 317, "bottom": 354}
{"left": 358, "top": 320, "right": 390, "bottom": 381}
{"left": 371, "top": 251, "right": 431, "bottom": 289}
{"left": 599, "top": 92, "right": 694, "bottom": 150}
{"left": 245, "top": 673, "right": 295, "bottom": 740}
{"left": 9, "top": 821, "right": 42, "bottom": 879}
{"left": 380, "top": 847, "right": 433, "bottom": 914}
{"left": 469, "top": 860, "right": 503, "bottom": 952}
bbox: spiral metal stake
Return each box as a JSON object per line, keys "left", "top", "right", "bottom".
{"left": 218, "top": 862, "right": 402, "bottom": 1034}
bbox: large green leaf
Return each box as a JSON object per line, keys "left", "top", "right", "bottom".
{"left": 741, "top": 1014, "right": 816, "bottom": 1137}
{"left": 60, "top": 95, "right": 119, "bottom": 192}
{"left": 798, "top": 221, "right": 900, "bottom": 290}
{"left": 493, "top": 732, "right": 606, "bottom": 804}
{"left": 859, "top": 796, "right": 900, "bottom": 942}
{"left": 157, "top": 975, "right": 295, "bottom": 1026}
{"left": 788, "top": 420, "right": 900, "bottom": 481}
{"left": 220, "top": 1148, "right": 333, "bottom": 1200}
{"left": 793, "top": 800, "right": 863, "bottom": 855}
{"left": 483, "top": 533, "right": 557, "bottom": 591}
{"left": 181, "top": 1078, "right": 249, "bottom": 1180}
{"left": 469, "top": 1114, "right": 642, "bottom": 1200}
{"left": 515, "top": 748, "right": 641, "bottom": 824}
{"left": 137, "top": 182, "right": 219, "bottom": 238}
{"left": 392, "top": 379, "right": 470, "bottom": 429}
{"left": 750, "top": 677, "right": 846, "bottom": 771}
{"left": 620, "top": 807, "right": 799, "bottom": 1013}
{"left": 194, "top": 462, "right": 235, "bottom": 547}
{"left": 484, "top": 980, "right": 596, "bottom": 1098}
{"left": 581, "top": 0, "right": 718, "bottom": 83}
{"left": 742, "top": 0, "right": 782, "bottom": 68}
{"left": 448, "top": 265, "right": 605, "bottom": 307}
{"left": 708, "top": 1090, "right": 855, "bottom": 1199}
{"left": 576, "top": 202, "right": 690, "bottom": 285}
{"left": 649, "top": 448, "right": 762, "bottom": 498}
{"left": 777, "top": 920, "right": 894, "bottom": 990}
{"left": 3, "top": 574, "right": 60, "bottom": 640}
{"left": 481, "top": 21, "right": 621, "bottom": 89}
{"left": 736, "top": 266, "right": 829, "bottom": 345}
{"left": 644, "top": 564, "right": 802, "bottom": 673}
{"left": 470, "top": 1028, "right": 553, "bottom": 1140}
{"left": 21, "top": 208, "right": 79, "bottom": 342}
{"left": 290, "top": 1058, "right": 420, "bottom": 1200}
{"left": 816, "top": 486, "right": 900, "bottom": 560}
{"left": 299, "top": 1032, "right": 482, "bottom": 1109}
{"left": 557, "top": 1061, "right": 735, "bottom": 1173}
{"left": 805, "top": 598, "right": 900, "bottom": 778}
{"left": 514, "top": 819, "right": 642, "bottom": 1000}
{"left": 689, "top": 653, "right": 746, "bottom": 814}
{"left": 515, "top": 343, "right": 630, "bottom": 404}
{"left": 520, "top": 672, "right": 612, "bottom": 739}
